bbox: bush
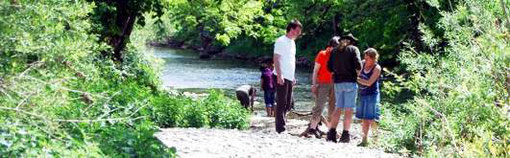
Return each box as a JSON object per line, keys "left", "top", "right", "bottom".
{"left": 0, "top": 0, "right": 253, "bottom": 157}
{"left": 150, "top": 90, "right": 250, "bottom": 130}
{"left": 379, "top": 1, "right": 510, "bottom": 157}
{"left": 204, "top": 90, "right": 250, "bottom": 129}
{"left": 0, "top": 0, "right": 173, "bottom": 157}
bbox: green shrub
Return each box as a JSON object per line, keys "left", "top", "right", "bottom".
{"left": 379, "top": 1, "right": 510, "bottom": 157}
{"left": 203, "top": 90, "right": 250, "bottom": 129}
{"left": 0, "top": 0, "right": 175, "bottom": 157}
{"left": 149, "top": 94, "right": 188, "bottom": 128}
{"left": 150, "top": 90, "right": 250, "bottom": 130}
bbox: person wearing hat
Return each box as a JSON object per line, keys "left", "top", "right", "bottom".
{"left": 325, "top": 33, "right": 362, "bottom": 143}
{"left": 300, "top": 36, "right": 340, "bottom": 138}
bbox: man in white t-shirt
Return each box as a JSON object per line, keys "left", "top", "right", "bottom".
{"left": 273, "top": 19, "right": 302, "bottom": 133}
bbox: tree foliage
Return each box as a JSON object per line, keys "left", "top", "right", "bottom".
{"left": 380, "top": 0, "right": 510, "bottom": 156}
{"left": 0, "top": 0, "right": 250, "bottom": 157}
{"left": 87, "top": 0, "right": 169, "bottom": 62}
{"left": 161, "top": 0, "right": 446, "bottom": 66}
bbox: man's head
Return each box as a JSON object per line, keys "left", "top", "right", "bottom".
{"left": 328, "top": 36, "right": 340, "bottom": 48}
{"left": 286, "top": 19, "right": 302, "bottom": 40}
{"left": 340, "top": 33, "right": 358, "bottom": 47}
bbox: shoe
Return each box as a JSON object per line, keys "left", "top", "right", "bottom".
{"left": 300, "top": 128, "right": 320, "bottom": 138}
{"left": 326, "top": 129, "right": 338, "bottom": 143}
{"left": 299, "top": 128, "right": 312, "bottom": 138}
{"left": 309, "top": 128, "right": 321, "bottom": 139}
{"left": 357, "top": 141, "right": 368, "bottom": 147}
{"left": 316, "top": 128, "right": 326, "bottom": 138}
{"left": 339, "top": 130, "right": 350, "bottom": 143}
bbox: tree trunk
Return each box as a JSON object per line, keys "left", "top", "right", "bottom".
{"left": 333, "top": 13, "right": 341, "bottom": 36}
{"left": 403, "top": 0, "right": 426, "bottom": 52}
{"left": 109, "top": 1, "right": 137, "bottom": 62}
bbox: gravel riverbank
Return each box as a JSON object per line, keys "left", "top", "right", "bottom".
{"left": 156, "top": 115, "right": 399, "bottom": 158}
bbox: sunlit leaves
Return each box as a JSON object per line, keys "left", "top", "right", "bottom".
{"left": 383, "top": 1, "right": 510, "bottom": 156}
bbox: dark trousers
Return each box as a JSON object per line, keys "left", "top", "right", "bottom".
{"left": 275, "top": 79, "right": 293, "bottom": 133}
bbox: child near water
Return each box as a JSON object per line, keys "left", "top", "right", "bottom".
{"left": 260, "top": 59, "right": 275, "bottom": 117}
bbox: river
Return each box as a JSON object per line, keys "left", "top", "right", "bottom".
{"left": 151, "top": 47, "right": 315, "bottom": 111}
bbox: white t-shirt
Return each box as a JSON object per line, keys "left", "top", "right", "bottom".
{"left": 273, "top": 35, "right": 296, "bottom": 81}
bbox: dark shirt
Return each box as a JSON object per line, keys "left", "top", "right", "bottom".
{"left": 359, "top": 62, "right": 380, "bottom": 95}
{"left": 261, "top": 68, "right": 275, "bottom": 91}
{"left": 327, "top": 45, "right": 362, "bottom": 83}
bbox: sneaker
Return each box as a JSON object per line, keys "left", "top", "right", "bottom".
{"left": 326, "top": 129, "right": 338, "bottom": 143}
{"left": 339, "top": 130, "right": 350, "bottom": 143}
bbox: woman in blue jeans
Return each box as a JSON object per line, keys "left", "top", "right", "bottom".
{"left": 356, "top": 48, "right": 381, "bottom": 146}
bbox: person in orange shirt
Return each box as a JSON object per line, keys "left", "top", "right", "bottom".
{"left": 300, "top": 36, "right": 339, "bottom": 138}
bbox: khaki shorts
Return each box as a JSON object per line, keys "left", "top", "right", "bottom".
{"left": 310, "top": 83, "right": 335, "bottom": 123}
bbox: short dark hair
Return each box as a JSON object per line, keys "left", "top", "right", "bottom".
{"left": 286, "top": 19, "right": 302, "bottom": 33}
{"left": 328, "top": 36, "right": 340, "bottom": 47}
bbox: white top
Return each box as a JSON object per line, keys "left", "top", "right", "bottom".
{"left": 273, "top": 35, "right": 296, "bottom": 81}
{"left": 236, "top": 85, "right": 253, "bottom": 95}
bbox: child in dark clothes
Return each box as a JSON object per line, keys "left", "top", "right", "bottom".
{"left": 260, "top": 59, "right": 275, "bottom": 117}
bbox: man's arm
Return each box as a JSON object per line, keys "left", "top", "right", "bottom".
{"left": 311, "top": 62, "right": 320, "bottom": 96}
{"left": 250, "top": 88, "right": 256, "bottom": 111}
{"left": 352, "top": 47, "right": 362, "bottom": 75}
{"left": 274, "top": 54, "right": 284, "bottom": 85}
{"left": 327, "top": 48, "right": 335, "bottom": 73}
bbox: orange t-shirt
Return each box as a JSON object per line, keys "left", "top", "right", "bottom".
{"left": 315, "top": 47, "right": 334, "bottom": 84}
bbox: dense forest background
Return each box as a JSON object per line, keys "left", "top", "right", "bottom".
{"left": 153, "top": 0, "right": 448, "bottom": 68}
{"left": 1, "top": 0, "right": 509, "bottom": 157}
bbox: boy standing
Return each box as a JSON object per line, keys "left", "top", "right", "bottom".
{"left": 260, "top": 60, "right": 275, "bottom": 117}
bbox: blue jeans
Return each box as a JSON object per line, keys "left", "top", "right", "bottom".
{"left": 334, "top": 82, "right": 358, "bottom": 109}
{"left": 264, "top": 90, "right": 275, "bottom": 107}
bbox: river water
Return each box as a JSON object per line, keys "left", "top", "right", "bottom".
{"left": 151, "top": 47, "right": 315, "bottom": 111}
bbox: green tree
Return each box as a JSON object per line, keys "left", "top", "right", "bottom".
{"left": 87, "top": 0, "right": 169, "bottom": 62}
{"left": 161, "top": 0, "right": 446, "bottom": 65}
{"left": 168, "top": 0, "right": 272, "bottom": 53}
{"left": 380, "top": 0, "right": 510, "bottom": 156}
